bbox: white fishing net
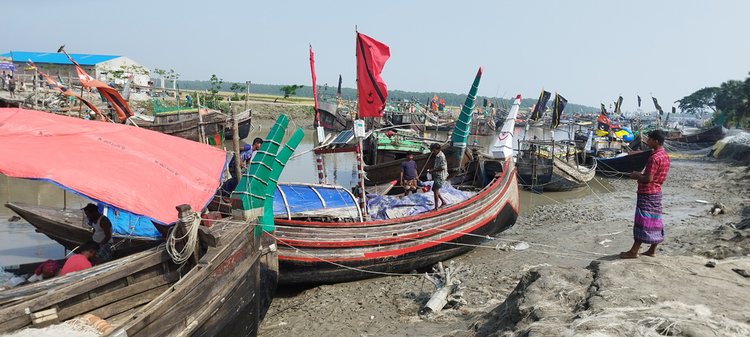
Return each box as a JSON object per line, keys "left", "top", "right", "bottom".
{"left": 0, "top": 318, "right": 101, "bottom": 337}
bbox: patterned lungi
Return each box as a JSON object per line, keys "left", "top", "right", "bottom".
{"left": 634, "top": 192, "right": 664, "bottom": 244}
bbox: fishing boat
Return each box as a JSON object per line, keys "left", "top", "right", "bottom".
{"left": 516, "top": 92, "right": 595, "bottom": 192}
{"left": 275, "top": 72, "right": 523, "bottom": 285}
{"left": 594, "top": 150, "right": 652, "bottom": 176}
{"left": 4, "top": 202, "right": 159, "bottom": 257}
{"left": 516, "top": 139, "right": 597, "bottom": 192}
{"left": 225, "top": 108, "right": 253, "bottom": 140}
{"left": 665, "top": 125, "right": 724, "bottom": 145}
{"left": 0, "top": 109, "right": 305, "bottom": 336}
{"left": 317, "top": 96, "right": 353, "bottom": 132}
{"left": 132, "top": 108, "right": 230, "bottom": 143}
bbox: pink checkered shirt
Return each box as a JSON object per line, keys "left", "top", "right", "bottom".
{"left": 638, "top": 147, "right": 670, "bottom": 194}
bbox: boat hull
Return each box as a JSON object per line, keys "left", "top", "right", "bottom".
{"left": 594, "top": 150, "right": 652, "bottom": 176}
{"left": 665, "top": 126, "right": 724, "bottom": 144}
{"left": 276, "top": 159, "right": 520, "bottom": 285}
{"left": 5, "top": 202, "right": 159, "bottom": 257}
{"left": 0, "top": 221, "right": 275, "bottom": 337}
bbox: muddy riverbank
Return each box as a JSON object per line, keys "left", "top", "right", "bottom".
{"left": 260, "top": 154, "right": 750, "bottom": 336}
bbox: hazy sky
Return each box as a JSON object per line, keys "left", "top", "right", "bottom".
{"left": 4, "top": 0, "right": 749, "bottom": 110}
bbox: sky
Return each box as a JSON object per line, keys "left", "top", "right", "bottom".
{"left": 4, "top": 0, "right": 750, "bottom": 111}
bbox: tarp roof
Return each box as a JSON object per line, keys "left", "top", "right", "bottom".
{"left": 1, "top": 51, "right": 120, "bottom": 66}
{"left": 0, "top": 108, "right": 227, "bottom": 224}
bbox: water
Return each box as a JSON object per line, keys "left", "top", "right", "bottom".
{"left": 0, "top": 123, "right": 614, "bottom": 266}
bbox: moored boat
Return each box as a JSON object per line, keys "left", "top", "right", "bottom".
{"left": 275, "top": 90, "right": 523, "bottom": 285}
{"left": 594, "top": 150, "right": 652, "bottom": 176}
{"left": 665, "top": 125, "right": 725, "bottom": 145}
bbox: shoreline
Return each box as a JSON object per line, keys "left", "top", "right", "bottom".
{"left": 260, "top": 146, "right": 750, "bottom": 336}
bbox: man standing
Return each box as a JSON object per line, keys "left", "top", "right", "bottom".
{"left": 83, "top": 203, "right": 113, "bottom": 262}
{"left": 7, "top": 74, "right": 15, "bottom": 98}
{"left": 428, "top": 143, "right": 448, "bottom": 210}
{"left": 620, "top": 130, "right": 670, "bottom": 258}
{"left": 220, "top": 137, "right": 264, "bottom": 195}
{"left": 400, "top": 152, "right": 418, "bottom": 196}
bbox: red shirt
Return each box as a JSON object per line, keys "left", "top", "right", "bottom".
{"left": 638, "top": 147, "right": 670, "bottom": 194}
{"left": 59, "top": 254, "right": 93, "bottom": 276}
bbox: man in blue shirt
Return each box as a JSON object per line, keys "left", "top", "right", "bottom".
{"left": 400, "top": 152, "right": 418, "bottom": 195}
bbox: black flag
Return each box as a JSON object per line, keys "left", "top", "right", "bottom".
{"left": 615, "top": 96, "right": 623, "bottom": 115}
{"left": 550, "top": 93, "right": 567, "bottom": 129}
{"left": 336, "top": 74, "right": 342, "bottom": 97}
{"left": 672, "top": 106, "right": 676, "bottom": 114}
{"left": 637, "top": 95, "right": 642, "bottom": 108}
{"left": 530, "top": 89, "right": 551, "bottom": 121}
{"left": 652, "top": 97, "right": 664, "bottom": 115}
{"left": 600, "top": 103, "right": 607, "bottom": 115}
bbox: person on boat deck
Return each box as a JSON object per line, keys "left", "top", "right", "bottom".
{"left": 427, "top": 143, "right": 448, "bottom": 210}
{"left": 400, "top": 152, "right": 419, "bottom": 196}
{"left": 620, "top": 130, "right": 670, "bottom": 259}
{"left": 220, "top": 137, "right": 264, "bottom": 196}
{"left": 82, "top": 203, "right": 113, "bottom": 263}
{"left": 59, "top": 241, "right": 99, "bottom": 277}
{"left": 27, "top": 259, "right": 61, "bottom": 283}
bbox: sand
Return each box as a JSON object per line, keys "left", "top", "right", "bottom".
{"left": 259, "top": 145, "right": 750, "bottom": 336}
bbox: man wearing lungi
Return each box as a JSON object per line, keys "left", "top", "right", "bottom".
{"left": 621, "top": 130, "right": 670, "bottom": 259}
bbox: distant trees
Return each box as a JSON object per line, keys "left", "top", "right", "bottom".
{"left": 229, "top": 82, "right": 247, "bottom": 101}
{"left": 680, "top": 72, "right": 750, "bottom": 128}
{"left": 280, "top": 85, "right": 304, "bottom": 98}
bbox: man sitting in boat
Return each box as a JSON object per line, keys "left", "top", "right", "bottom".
{"left": 82, "top": 203, "right": 113, "bottom": 263}
{"left": 400, "top": 152, "right": 419, "bottom": 196}
{"left": 427, "top": 143, "right": 448, "bottom": 210}
{"left": 220, "top": 137, "right": 264, "bottom": 195}
{"left": 59, "top": 241, "right": 99, "bottom": 276}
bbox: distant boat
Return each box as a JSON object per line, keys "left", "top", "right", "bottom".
{"left": 665, "top": 125, "right": 724, "bottom": 145}
{"left": 516, "top": 139, "right": 596, "bottom": 192}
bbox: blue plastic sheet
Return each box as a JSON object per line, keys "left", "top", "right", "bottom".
{"left": 366, "top": 181, "right": 475, "bottom": 220}
{"left": 273, "top": 184, "right": 357, "bottom": 217}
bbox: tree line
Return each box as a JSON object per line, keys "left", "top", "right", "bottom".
{"left": 677, "top": 71, "right": 750, "bottom": 128}
{"left": 175, "top": 79, "right": 597, "bottom": 114}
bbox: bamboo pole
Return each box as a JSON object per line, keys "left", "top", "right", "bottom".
{"left": 231, "top": 106, "right": 242, "bottom": 179}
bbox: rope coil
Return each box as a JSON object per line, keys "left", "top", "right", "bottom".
{"left": 166, "top": 211, "right": 201, "bottom": 265}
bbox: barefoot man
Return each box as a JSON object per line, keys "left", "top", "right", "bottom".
{"left": 621, "top": 130, "right": 670, "bottom": 258}
{"left": 427, "top": 143, "right": 448, "bottom": 210}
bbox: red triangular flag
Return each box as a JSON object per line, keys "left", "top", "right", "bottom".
{"left": 356, "top": 32, "right": 390, "bottom": 118}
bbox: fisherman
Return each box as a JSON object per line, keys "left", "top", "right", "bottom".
{"left": 240, "top": 137, "right": 264, "bottom": 168}
{"left": 59, "top": 241, "right": 99, "bottom": 276}
{"left": 620, "top": 130, "right": 670, "bottom": 259}
{"left": 7, "top": 74, "right": 15, "bottom": 98}
{"left": 400, "top": 152, "right": 418, "bottom": 196}
{"left": 427, "top": 143, "right": 448, "bottom": 210}
{"left": 220, "top": 137, "right": 264, "bottom": 196}
{"left": 82, "top": 203, "right": 113, "bottom": 263}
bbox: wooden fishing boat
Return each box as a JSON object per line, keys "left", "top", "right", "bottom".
{"left": 275, "top": 157, "right": 519, "bottom": 284}
{"left": 132, "top": 109, "right": 228, "bottom": 142}
{"left": 225, "top": 108, "right": 253, "bottom": 140}
{"left": 5, "top": 202, "right": 160, "bottom": 257}
{"left": 594, "top": 150, "right": 652, "bottom": 176}
{"left": 317, "top": 98, "right": 352, "bottom": 132}
{"left": 516, "top": 140, "right": 596, "bottom": 192}
{"left": 364, "top": 145, "right": 472, "bottom": 186}
{"left": 665, "top": 125, "right": 724, "bottom": 144}
{"left": 274, "top": 87, "right": 523, "bottom": 285}
{"left": 0, "top": 205, "right": 277, "bottom": 337}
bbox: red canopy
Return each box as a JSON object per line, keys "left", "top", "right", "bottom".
{"left": 0, "top": 108, "right": 227, "bottom": 224}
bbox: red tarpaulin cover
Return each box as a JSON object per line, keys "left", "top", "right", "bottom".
{"left": 0, "top": 108, "right": 227, "bottom": 224}
{"left": 356, "top": 32, "right": 390, "bottom": 118}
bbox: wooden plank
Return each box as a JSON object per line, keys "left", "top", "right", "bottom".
{"left": 57, "top": 272, "right": 178, "bottom": 321}
{"left": 90, "top": 285, "right": 169, "bottom": 320}
{"left": 0, "top": 250, "right": 170, "bottom": 324}
{"left": 198, "top": 226, "right": 221, "bottom": 247}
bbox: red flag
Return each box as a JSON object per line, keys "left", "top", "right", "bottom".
{"left": 309, "top": 45, "right": 319, "bottom": 125}
{"left": 356, "top": 32, "right": 390, "bottom": 118}
{"left": 30, "top": 61, "right": 103, "bottom": 119}
{"left": 74, "top": 65, "right": 133, "bottom": 122}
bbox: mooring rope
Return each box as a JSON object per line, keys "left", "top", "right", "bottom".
{"left": 166, "top": 211, "right": 201, "bottom": 265}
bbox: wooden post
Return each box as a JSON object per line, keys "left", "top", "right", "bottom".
{"left": 356, "top": 140, "right": 367, "bottom": 219}
{"left": 231, "top": 106, "right": 242, "bottom": 180}
{"left": 174, "top": 204, "right": 201, "bottom": 265}
{"left": 78, "top": 85, "right": 84, "bottom": 119}
{"left": 244, "top": 80, "right": 250, "bottom": 111}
